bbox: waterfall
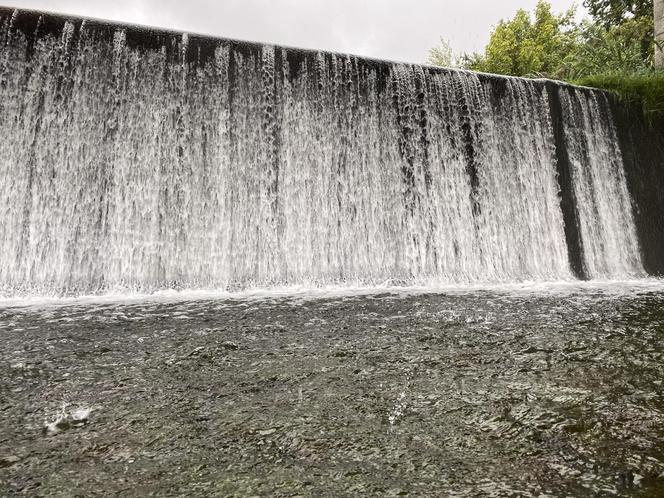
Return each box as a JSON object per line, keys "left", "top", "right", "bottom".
{"left": 0, "top": 10, "right": 648, "bottom": 296}
{"left": 557, "top": 87, "right": 644, "bottom": 279}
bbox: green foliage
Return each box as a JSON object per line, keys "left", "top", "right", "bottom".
{"left": 583, "top": 0, "right": 653, "bottom": 26}
{"left": 559, "top": 17, "right": 654, "bottom": 78}
{"left": 575, "top": 71, "right": 664, "bottom": 120}
{"left": 442, "top": 0, "right": 657, "bottom": 79}
{"left": 463, "top": 1, "right": 578, "bottom": 77}
{"left": 584, "top": 0, "right": 655, "bottom": 61}
{"left": 427, "top": 38, "right": 457, "bottom": 68}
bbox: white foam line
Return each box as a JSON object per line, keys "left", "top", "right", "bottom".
{"left": 1, "top": 278, "right": 663, "bottom": 310}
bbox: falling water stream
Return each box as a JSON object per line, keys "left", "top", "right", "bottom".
{"left": 0, "top": 13, "right": 646, "bottom": 296}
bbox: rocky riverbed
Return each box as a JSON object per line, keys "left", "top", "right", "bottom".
{"left": 1, "top": 284, "right": 664, "bottom": 496}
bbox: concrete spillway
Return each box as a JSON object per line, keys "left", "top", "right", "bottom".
{"left": 0, "top": 8, "right": 662, "bottom": 296}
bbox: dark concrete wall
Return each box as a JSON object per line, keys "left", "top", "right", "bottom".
{"left": 612, "top": 99, "right": 664, "bottom": 275}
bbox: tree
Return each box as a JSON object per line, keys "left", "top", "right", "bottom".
{"left": 462, "top": 1, "right": 579, "bottom": 78}
{"left": 584, "top": 0, "right": 653, "bottom": 26}
{"left": 559, "top": 17, "right": 654, "bottom": 77}
{"left": 432, "top": 0, "right": 660, "bottom": 79}
{"left": 584, "top": 0, "right": 654, "bottom": 61}
{"left": 427, "top": 38, "right": 457, "bottom": 68}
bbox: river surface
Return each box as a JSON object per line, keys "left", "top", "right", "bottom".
{"left": 1, "top": 283, "right": 664, "bottom": 496}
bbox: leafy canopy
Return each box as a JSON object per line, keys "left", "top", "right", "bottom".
{"left": 427, "top": 0, "right": 657, "bottom": 79}
{"left": 427, "top": 38, "right": 457, "bottom": 68}
{"left": 584, "top": 0, "right": 655, "bottom": 61}
{"left": 583, "top": 0, "right": 654, "bottom": 26}
{"left": 560, "top": 16, "right": 654, "bottom": 78}
{"left": 462, "top": 1, "right": 578, "bottom": 78}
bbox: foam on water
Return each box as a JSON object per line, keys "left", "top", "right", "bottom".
{"left": 2, "top": 279, "right": 663, "bottom": 310}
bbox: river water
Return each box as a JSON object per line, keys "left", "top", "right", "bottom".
{"left": 2, "top": 282, "right": 663, "bottom": 496}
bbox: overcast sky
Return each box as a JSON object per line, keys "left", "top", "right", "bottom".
{"left": 7, "top": 0, "right": 587, "bottom": 63}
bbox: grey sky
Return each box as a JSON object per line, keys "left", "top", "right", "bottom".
{"left": 6, "top": 0, "right": 586, "bottom": 64}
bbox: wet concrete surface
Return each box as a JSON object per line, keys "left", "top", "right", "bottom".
{"left": 1, "top": 287, "right": 663, "bottom": 496}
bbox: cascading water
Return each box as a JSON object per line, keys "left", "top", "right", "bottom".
{"left": 557, "top": 87, "right": 644, "bottom": 279}
{"left": 0, "top": 10, "right": 649, "bottom": 296}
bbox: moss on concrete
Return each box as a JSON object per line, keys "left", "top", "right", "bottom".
{"left": 575, "top": 71, "right": 664, "bottom": 123}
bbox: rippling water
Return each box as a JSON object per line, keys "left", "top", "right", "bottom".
{"left": 1, "top": 284, "right": 663, "bottom": 496}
